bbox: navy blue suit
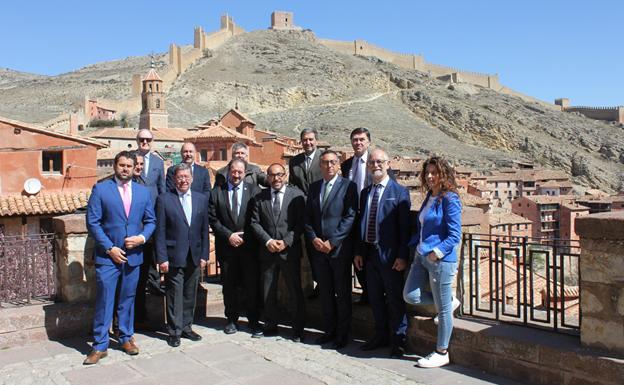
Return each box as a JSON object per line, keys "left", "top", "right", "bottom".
{"left": 304, "top": 176, "right": 357, "bottom": 340}
{"left": 155, "top": 190, "right": 210, "bottom": 337}
{"left": 86, "top": 179, "right": 156, "bottom": 351}
{"left": 355, "top": 178, "right": 410, "bottom": 343}
{"left": 166, "top": 163, "right": 211, "bottom": 194}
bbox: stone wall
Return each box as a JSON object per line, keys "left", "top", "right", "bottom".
{"left": 576, "top": 211, "right": 624, "bottom": 354}
{"left": 53, "top": 213, "right": 96, "bottom": 302}
{"left": 564, "top": 105, "right": 624, "bottom": 124}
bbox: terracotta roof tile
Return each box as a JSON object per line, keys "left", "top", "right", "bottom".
{"left": 143, "top": 68, "right": 162, "bottom": 81}
{"left": 187, "top": 124, "right": 256, "bottom": 142}
{"left": 0, "top": 190, "right": 90, "bottom": 217}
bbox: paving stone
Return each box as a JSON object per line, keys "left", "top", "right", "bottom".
{"left": 62, "top": 363, "right": 142, "bottom": 385}
{"left": 127, "top": 351, "right": 205, "bottom": 377}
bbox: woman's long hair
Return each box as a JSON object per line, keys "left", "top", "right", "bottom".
{"left": 419, "top": 156, "right": 459, "bottom": 198}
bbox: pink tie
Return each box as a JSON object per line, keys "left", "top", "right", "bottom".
{"left": 122, "top": 183, "right": 131, "bottom": 217}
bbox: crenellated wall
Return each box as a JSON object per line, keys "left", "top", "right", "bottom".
{"left": 563, "top": 105, "right": 624, "bottom": 124}
{"left": 319, "top": 38, "right": 504, "bottom": 92}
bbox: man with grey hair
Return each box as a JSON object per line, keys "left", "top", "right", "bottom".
{"left": 155, "top": 162, "right": 210, "bottom": 347}
{"left": 215, "top": 142, "right": 268, "bottom": 188}
{"left": 136, "top": 129, "right": 165, "bottom": 202}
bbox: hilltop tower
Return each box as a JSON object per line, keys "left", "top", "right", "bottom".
{"left": 139, "top": 63, "right": 168, "bottom": 130}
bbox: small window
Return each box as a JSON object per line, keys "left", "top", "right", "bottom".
{"left": 200, "top": 150, "right": 208, "bottom": 162}
{"left": 220, "top": 148, "right": 227, "bottom": 160}
{"left": 42, "top": 151, "right": 62, "bottom": 174}
{"left": 156, "top": 99, "right": 160, "bottom": 109}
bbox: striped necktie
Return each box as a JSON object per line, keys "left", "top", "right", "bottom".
{"left": 366, "top": 184, "right": 382, "bottom": 243}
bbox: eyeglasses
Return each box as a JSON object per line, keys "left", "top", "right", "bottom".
{"left": 268, "top": 172, "right": 286, "bottom": 178}
{"left": 175, "top": 176, "right": 192, "bottom": 181}
{"left": 138, "top": 137, "right": 153, "bottom": 143}
{"left": 320, "top": 160, "right": 338, "bottom": 166}
{"left": 367, "top": 159, "right": 388, "bottom": 166}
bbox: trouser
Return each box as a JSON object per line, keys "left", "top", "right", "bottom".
{"left": 260, "top": 255, "right": 305, "bottom": 332}
{"left": 135, "top": 241, "right": 160, "bottom": 322}
{"left": 220, "top": 253, "right": 259, "bottom": 324}
{"left": 403, "top": 252, "right": 458, "bottom": 350}
{"left": 165, "top": 254, "right": 200, "bottom": 337}
{"left": 92, "top": 262, "right": 140, "bottom": 351}
{"left": 364, "top": 244, "right": 407, "bottom": 341}
{"left": 312, "top": 254, "right": 352, "bottom": 339}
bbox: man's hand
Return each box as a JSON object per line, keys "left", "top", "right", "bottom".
{"left": 109, "top": 246, "right": 127, "bottom": 264}
{"left": 159, "top": 261, "right": 169, "bottom": 273}
{"left": 229, "top": 233, "right": 244, "bottom": 247}
{"left": 354, "top": 255, "right": 364, "bottom": 271}
{"left": 427, "top": 251, "right": 439, "bottom": 263}
{"left": 267, "top": 239, "right": 281, "bottom": 253}
{"left": 392, "top": 258, "right": 407, "bottom": 272}
{"left": 200, "top": 259, "right": 207, "bottom": 270}
{"left": 124, "top": 236, "right": 144, "bottom": 250}
{"left": 321, "top": 240, "right": 333, "bottom": 254}
{"left": 275, "top": 240, "right": 286, "bottom": 252}
{"left": 312, "top": 238, "right": 325, "bottom": 252}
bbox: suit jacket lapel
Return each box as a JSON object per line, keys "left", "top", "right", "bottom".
{"left": 222, "top": 185, "right": 236, "bottom": 224}
{"left": 176, "top": 193, "right": 190, "bottom": 227}
{"left": 276, "top": 187, "right": 293, "bottom": 224}
{"left": 237, "top": 184, "right": 251, "bottom": 227}
{"left": 109, "top": 180, "right": 127, "bottom": 220}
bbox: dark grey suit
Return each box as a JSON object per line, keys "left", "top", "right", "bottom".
{"left": 288, "top": 150, "right": 323, "bottom": 196}
{"left": 250, "top": 186, "right": 306, "bottom": 333}
{"left": 155, "top": 191, "right": 210, "bottom": 337}
{"left": 304, "top": 176, "right": 358, "bottom": 341}
{"left": 209, "top": 182, "right": 261, "bottom": 324}
{"left": 215, "top": 163, "right": 268, "bottom": 188}
{"left": 166, "top": 163, "right": 211, "bottom": 194}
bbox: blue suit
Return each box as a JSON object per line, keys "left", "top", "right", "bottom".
{"left": 166, "top": 163, "right": 211, "bottom": 194}
{"left": 86, "top": 179, "right": 156, "bottom": 351}
{"left": 355, "top": 178, "right": 410, "bottom": 342}
{"left": 408, "top": 191, "right": 462, "bottom": 262}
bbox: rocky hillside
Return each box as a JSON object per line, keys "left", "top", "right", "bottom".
{"left": 1, "top": 30, "right": 622, "bottom": 190}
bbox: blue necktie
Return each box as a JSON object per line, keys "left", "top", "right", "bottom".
{"left": 366, "top": 185, "right": 381, "bottom": 243}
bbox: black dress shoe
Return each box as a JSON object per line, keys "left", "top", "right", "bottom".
{"left": 167, "top": 335, "right": 181, "bottom": 347}
{"left": 262, "top": 325, "right": 279, "bottom": 337}
{"left": 291, "top": 330, "right": 304, "bottom": 343}
{"left": 332, "top": 337, "right": 349, "bottom": 350}
{"left": 360, "top": 336, "right": 389, "bottom": 351}
{"left": 181, "top": 330, "right": 202, "bottom": 341}
{"left": 315, "top": 333, "right": 335, "bottom": 345}
{"left": 224, "top": 322, "right": 238, "bottom": 335}
{"left": 390, "top": 344, "right": 405, "bottom": 358}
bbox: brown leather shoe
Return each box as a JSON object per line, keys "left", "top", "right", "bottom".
{"left": 121, "top": 340, "right": 139, "bottom": 355}
{"left": 83, "top": 350, "right": 107, "bottom": 365}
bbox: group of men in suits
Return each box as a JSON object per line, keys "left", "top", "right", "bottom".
{"left": 84, "top": 125, "right": 412, "bottom": 365}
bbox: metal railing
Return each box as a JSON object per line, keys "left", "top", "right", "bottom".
{"left": 0, "top": 233, "right": 56, "bottom": 306}
{"left": 458, "top": 233, "right": 580, "bottom": 335}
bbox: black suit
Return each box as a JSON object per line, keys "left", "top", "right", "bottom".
{"left": 166, "top": 163, "right": 211, "bottom": 194}
{"left": 304, "top": 176, "right": 358, "bottom": 341}
{"left": 209, "top": 181, "right": 261, "bottom": 325}
{"left": 215, "top": 163, "right": 268, "bottom": 188}
{"left": 288, "top": 150, "right": 323, "bottom": 196}
{"left": 155, "top": 191, "right": 210, "bottom": 337}
{"left": 250, "top": 186, "right": 306, "bottom": 333}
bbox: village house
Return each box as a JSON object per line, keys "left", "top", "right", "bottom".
{"left": 0, "top": 116, "right": 104, "bottom": 236}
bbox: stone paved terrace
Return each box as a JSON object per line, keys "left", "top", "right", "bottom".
{"left": 0, "top": 315, "right": 525, "bottom": 385}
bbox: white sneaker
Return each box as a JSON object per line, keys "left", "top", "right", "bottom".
{"left": 417, "top": 351, "right": 450, "bottom": 368}
{"left": 433, "top": 297, "right": 461, "bottom": 325}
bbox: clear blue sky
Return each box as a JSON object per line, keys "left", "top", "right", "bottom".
{"left": 2, "top": 0, "right": 621, "bottom": 106}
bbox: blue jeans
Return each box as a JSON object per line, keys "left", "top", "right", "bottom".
{"left": 403, "top": 253, "right": 457, "bottom": 350}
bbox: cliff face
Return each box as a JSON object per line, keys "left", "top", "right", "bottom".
{"left": 1, "top": 30, "right": 622, "bottom": 190}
